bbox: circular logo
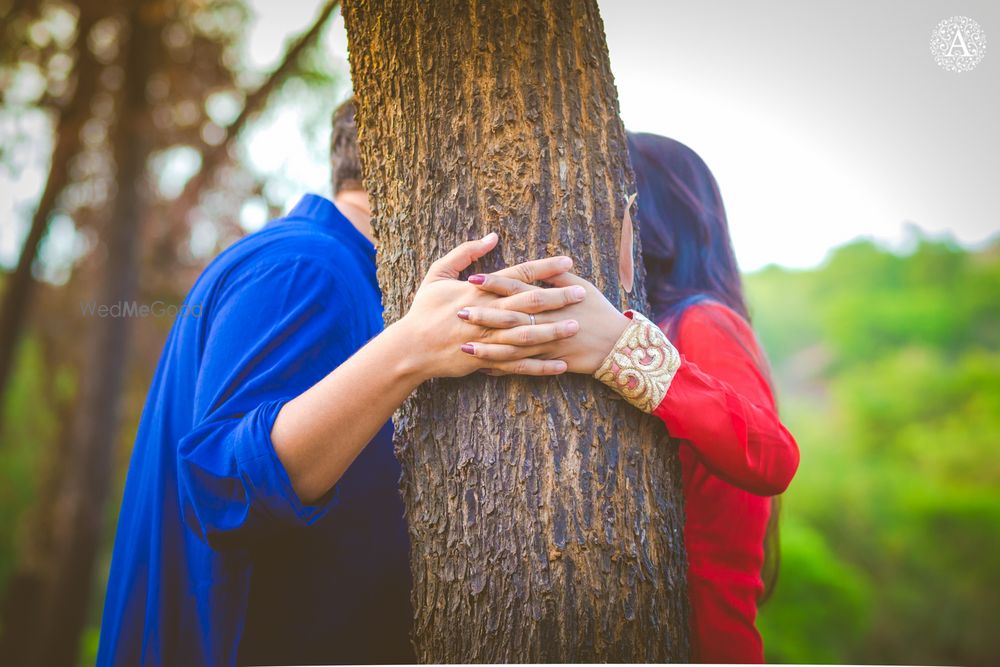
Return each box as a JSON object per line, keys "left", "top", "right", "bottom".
{"left": 930, "top": 16, "right": 987, "bottom": 72}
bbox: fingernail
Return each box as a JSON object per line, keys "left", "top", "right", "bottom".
{"left": 457, "top": 309, "right": 471, "bottom": 320}
{"left": 570, "top": 286, "right": 586, "bottom": 300}
{"left": 481, "top": 232, "right": 498, "bottom": 244}
{"left": 468, "top": 274, "right": 486, "bottom": 285}
{"left": 554, "top": 361, "right": 568, "bottom": 372}
{"left": 558, "top": 256, "right": 572, "bottom": 270}
{"left": 565, "top": 320, "right": 579, "bottom": 333}
{"left": 461, "top": 343, "right": 475, "bottom": 355}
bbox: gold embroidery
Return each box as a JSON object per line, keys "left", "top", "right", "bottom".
{"left": 593, "top": 311, "right": 681, "bottom": 413}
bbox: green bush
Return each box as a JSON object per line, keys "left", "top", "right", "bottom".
{"left": 750, "top": 234, "right": 1000, "bottom": 666}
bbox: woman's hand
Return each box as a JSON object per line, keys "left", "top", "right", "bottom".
{"left": 462, "top": 269, "right": 631, "bottom": 375}
{"left": 395, "top": 233, "right": 588, "bottom": 380}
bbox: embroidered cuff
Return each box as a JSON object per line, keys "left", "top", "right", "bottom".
{"left": 593, "top": 310, "right": 682, "bottom": 413}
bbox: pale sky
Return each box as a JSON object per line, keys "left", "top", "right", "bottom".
{"left": 601, "top": 0, "right": 999, "bottom": 269}
{"left": 2, "top": 0, "right": 997, "bottom": 274}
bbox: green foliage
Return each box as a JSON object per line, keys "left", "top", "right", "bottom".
{"left": 0, "top": 334, "right": 72, "bottom": 592}
{"left": 748, "top": 233, "right": 1000, "bottom": 666}
{"left": 756, "top": 518, "right": 870, "bottom": 663}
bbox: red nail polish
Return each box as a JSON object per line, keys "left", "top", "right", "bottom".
{"left": 461, "top": 343, "right": 475, "bottom": 355}
{"left": 457, "top": 309, "right": 471, "bottom": 320}
{"left": 468, "top": 274, "right": 486, "bottom": 285}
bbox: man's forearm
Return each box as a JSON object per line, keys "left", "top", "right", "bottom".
{"left": 270, "top": 319, "right": 426, "bottom": 504}
{"left": 268, "top": 245, "right": 585, "bottom": 504}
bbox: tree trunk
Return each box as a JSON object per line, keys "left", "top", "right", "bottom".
{"left": 0, "top": 0, "right": 102, "bottom": 420}
{"left": 24, "top": 1, "right": 160, "bottom": 664}
{"left": 343, "top": 1, "right": 689, "bottom": 662}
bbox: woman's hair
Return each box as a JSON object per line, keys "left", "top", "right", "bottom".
{"left": 626, "top": 132, "right": 749, "bottom": 330}
{"left": 626, "top": 131, "right": 781, "bottom": 603}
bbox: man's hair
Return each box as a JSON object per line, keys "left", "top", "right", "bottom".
{"left": 330, "top": 97, "right": 363, "bottom": 195}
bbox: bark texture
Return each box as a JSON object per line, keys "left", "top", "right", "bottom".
{"left": 344, "top": 0, "right": 689, "bottom": 661}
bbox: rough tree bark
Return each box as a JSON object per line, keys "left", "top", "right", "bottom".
{"left": 344, "top": 0, "right": 689, "bottom": 662}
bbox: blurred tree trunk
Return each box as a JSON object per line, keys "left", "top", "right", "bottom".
{"left": 0, "top": 1, "right": 162, "bottom": 664}
{"left": 164, "top": 0, "right": 339, "bottom": 226}
{"left": 343, "top": 0, "right": 689, "bottom": 662}
{"left": 0, "top": 4, "right": 104, "bottom": 660}
{"left": 0, "top": 1, "right": 339, "bottom": 415}
{"left": 0, "top": 3, "right": 341, "bottom": 663}
{"left": 0, "top": 0, "right": 102, "bottom": 425}
{"left": 36, "top": 0, "right": 160, "bottom": 659}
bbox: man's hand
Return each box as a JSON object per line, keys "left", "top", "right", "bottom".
{"left": 397, "top": 233, "right": 588, "bottom": 380}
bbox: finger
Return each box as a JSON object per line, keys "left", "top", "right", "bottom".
{"left": 458, "top": 307, "right": 529, "bottom": 329}
{"left": 497, "top": 284, "right": 587, "bottom": 314}
{"left": 426, "top": 232, "right": 499, "bottom": 280}
{"left": 540, "top": 271, "right": 590, "bottom": 288}
{"left": 467, "top": 273, "right": 539, "bottom": 297}
{"left": 482, "top": 320, "right": 579, "bottom": 346}
{"left": 489, "top": 358, "right": 568, "bottom": 376}
{"left": 492, "top": 256, "right": 573, "bottom": 284}
{"left": 461, "top": 342, "right": 550, "bottom": 362}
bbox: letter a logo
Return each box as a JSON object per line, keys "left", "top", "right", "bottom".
{"left": 946, "top": 27, "right": 971, "bottom": 57}
{"left": 930, "top": 16, "right": 987, "bottom": 72}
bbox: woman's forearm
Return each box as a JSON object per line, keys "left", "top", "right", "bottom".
{"left": 653, "top": 361, "right": 799, "bottom": 495}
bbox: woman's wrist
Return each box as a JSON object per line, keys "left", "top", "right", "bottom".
{"left": 592, "top": 310, "right": 682, "bottom": 413}
{"left": 596, "top": 311, "right": 632, "bottom": 365}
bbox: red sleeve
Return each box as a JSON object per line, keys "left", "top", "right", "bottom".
{"left": 652, "top": 303, "right": 799, "bottom": 496}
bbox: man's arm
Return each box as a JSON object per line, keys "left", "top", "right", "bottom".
{"left": 270, "top": 234, "right": 587, "bottom": 503}
{"left": 269, "top": 319, "right": 421, "bottom": 503}
{"left": 178, "top": 234, "right": 585, "bottom": 546}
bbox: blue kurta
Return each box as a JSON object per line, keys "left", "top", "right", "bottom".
{"left": 97, "top": 195, "right": 414, "bottom": 666}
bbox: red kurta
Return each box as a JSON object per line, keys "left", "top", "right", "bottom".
{"left": 651, "top": 302, "right": 799, "bottom": 663}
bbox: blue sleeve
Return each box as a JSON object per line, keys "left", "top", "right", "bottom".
{"left": 177, "top": 258, "right": 359, "bottom": 549}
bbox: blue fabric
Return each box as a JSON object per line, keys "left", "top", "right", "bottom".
{"left": 97, "top": 195, "right": 414, "bottom": 666}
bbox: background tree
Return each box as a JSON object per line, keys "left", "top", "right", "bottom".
{"left": 31, "top": 2, "right": 163, "bottom": 662}
{"left": 343, "top": 0, "right": 689, "bottom": 661}
{"left": 0, "top": 0, "right": 101, "bottom": 412}
{"left": 0, "top": 1, "right": 341, "bottom": 663}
